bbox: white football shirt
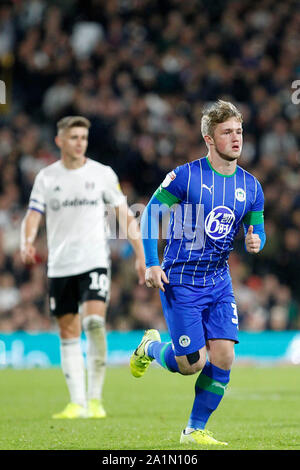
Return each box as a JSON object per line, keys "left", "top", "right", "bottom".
{"left": 29, "top": 158, "right": 126, "bottom": 277}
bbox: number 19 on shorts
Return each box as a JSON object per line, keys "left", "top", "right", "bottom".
{"left": 89, "top": 272, "right": 110, "bottom": 299}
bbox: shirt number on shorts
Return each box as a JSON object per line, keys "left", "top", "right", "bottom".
{"left": 231, "top": 302, "right": 238, "bottom": 325}
{"left": 89, "top": 272, "right": 109, "bottom": 298}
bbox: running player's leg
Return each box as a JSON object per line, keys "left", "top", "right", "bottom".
{"left": 50, "top": 276, "right": 87, "bottom": 419}
{"left": 131, "top": 282, "right": 229, "bottom": 445}
{"left": 150, "top": 284, "right": 207, "bottom": 374}
{"left": 185, "top": 339, "right": 234, "bottom": 433}
{"left": 80, "top": 268, "right": 110, "bottom": 418}
{"left": 132, "top": 284, "right": 207, "bottom": 376}
{"left": 183, "top": 277, "right": 238, "bottom": 444}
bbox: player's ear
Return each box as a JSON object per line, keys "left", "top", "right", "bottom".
{"left": 55, "top": 135, "right": 62, "bottom": 149}
{"left": 203, "top": 134, "right": 214, "bottom": 147}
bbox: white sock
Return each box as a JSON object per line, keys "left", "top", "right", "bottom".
{"left": 144, "top": 340, "right": 152, "bottom": 357}
{"left": 60, "top": 337, "right": 86, "bottom": 407}
{"left": 82, "top": 315, "right": 106, "bottom": 401}
{"left": 184, "top": 427, "right": 196, "bottom": 434}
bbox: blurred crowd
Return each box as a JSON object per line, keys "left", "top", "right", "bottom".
{"left": 0, "top": 0, "right": 299, "bottom": 333}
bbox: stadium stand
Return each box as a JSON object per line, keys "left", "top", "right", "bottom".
{"left": 0, "top": 0, "right": 299, "bottom": 332}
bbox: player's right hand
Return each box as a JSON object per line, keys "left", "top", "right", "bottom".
{"left": 20, "top": 243, "right": 37, "bottom": 265}
{"left": 145, "top": 266, "right": 169, "bottom": 292}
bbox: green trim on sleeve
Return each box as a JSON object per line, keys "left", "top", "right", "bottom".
{"left": 243, "top": 210, "right": 264, "bottom": 225}
{"left": 153, "top": 186, "right": 181, "bottom": 207}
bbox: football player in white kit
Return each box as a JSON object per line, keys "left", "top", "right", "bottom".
{"left": 20, "top": 116, "right": 146, "bottom": 419}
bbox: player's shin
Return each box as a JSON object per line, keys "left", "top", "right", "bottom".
{"left": 147, "top": 341, "right": 179, "bottom": 372}
{"left": 82, "top": 314, "right": 106, "bottom": 401}
{"left": 186, "top": 361, "right": 230, "bottom": 431}
{"left": 60, "top": 337, "right": 86, "bottom": 407}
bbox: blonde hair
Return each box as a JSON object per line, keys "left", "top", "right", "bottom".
{"left": 57, "top": 116, "right": 91, "bottom": 134}
{"left": 201, "top": 100, "right": 243, "bottom": 139}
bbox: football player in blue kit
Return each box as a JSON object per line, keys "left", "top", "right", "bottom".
{"left": 130, "top": 100, "right": 266, "bottom": 446}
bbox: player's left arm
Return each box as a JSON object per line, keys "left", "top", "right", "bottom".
{"left": 115, "top": 202, "right": 146, "bottom": 285}
{"left": 243, "top": 179, "right": 266, "bottom": 254}
{"left": 103, "top": 167, "right": 146, "bottom": 285}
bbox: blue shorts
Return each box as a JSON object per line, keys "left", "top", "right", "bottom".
{"left": 160, "top": 275, "right": 239, "bottom": 357}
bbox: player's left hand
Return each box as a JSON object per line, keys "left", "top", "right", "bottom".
{"left": 135, "top": 257, "right": 146, "bottom": 285}
{"left": 20, "top": 242, "right": 37, "bottom": 265}
{"left": 245, "top": 225, "right": 261, "bottom": 253}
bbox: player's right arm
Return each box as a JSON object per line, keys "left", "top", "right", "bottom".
{"left": 20, "top": 170, "right": 46, "bottom": 265}
{"left": 20, "top": 209, "right": 43, "bottom": 265}
{"left": 141, "top": 166, "right": 188, "bottom": 292}
{"left": 145, "top": 266, "right": 169, "bottom": 292}
{"left": 141, "top": 194, "right": 170, "bottom": 292}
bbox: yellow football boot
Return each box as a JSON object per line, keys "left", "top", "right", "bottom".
{"left": 130, "top": 329, "right": 161, "bottom": 378}
{"left": 87, "top": 399, "right": 107, "bottom": 418}
{"left": 180, "top": 429, "right": 228, "bottom": 446}
{"left": 52, "top": 402, "right": 87, "bottom": 419}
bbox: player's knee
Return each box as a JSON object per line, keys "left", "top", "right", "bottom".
{"left": 82, "top": 314, "right": 105, "bottom": 331}
{"left": 179, "top": 360, "right": 204, "bottom": 376}
{"left": 210, "top": 349, "right": 235, "bottom": 370}
{"left": 57, "top": 314, "right": 81, "bottom": 339}
{"left": 59, "top": 328, "right": 78, "bottom": 340}
{"left": 176, "top": 351, "right": 206, "bottom": 375}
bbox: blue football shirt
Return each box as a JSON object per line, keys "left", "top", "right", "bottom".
{"left": 152, "top": 156, "right": 264, "bottom": 286}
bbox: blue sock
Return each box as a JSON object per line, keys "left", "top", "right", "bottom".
{"left": 187, "top": 361, "right": 230, "bottom": 430}
{"left": 147, "top": 341, "right": 179, "bottom": 373}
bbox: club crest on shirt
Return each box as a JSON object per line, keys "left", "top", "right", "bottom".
{"left": 205, "top": 206, "right": 235, "bottom": 240}
{"left": 50, "top": 198, "right": 61, "bottom": 211}
{"left": 161, "top": 171, "right": 176, "bottom": 188}
{"left": 179, "top": 335, "right": 191, "bottom": 347}
{"left": 85, "top": 181, "right": 95, "bottom": 190}
{"left": 235, "top": 188, "right": 246, "bottom": 202}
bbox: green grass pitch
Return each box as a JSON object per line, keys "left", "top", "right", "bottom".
{"left": 0, "top": 365, "right": 300, "bottom": 450}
